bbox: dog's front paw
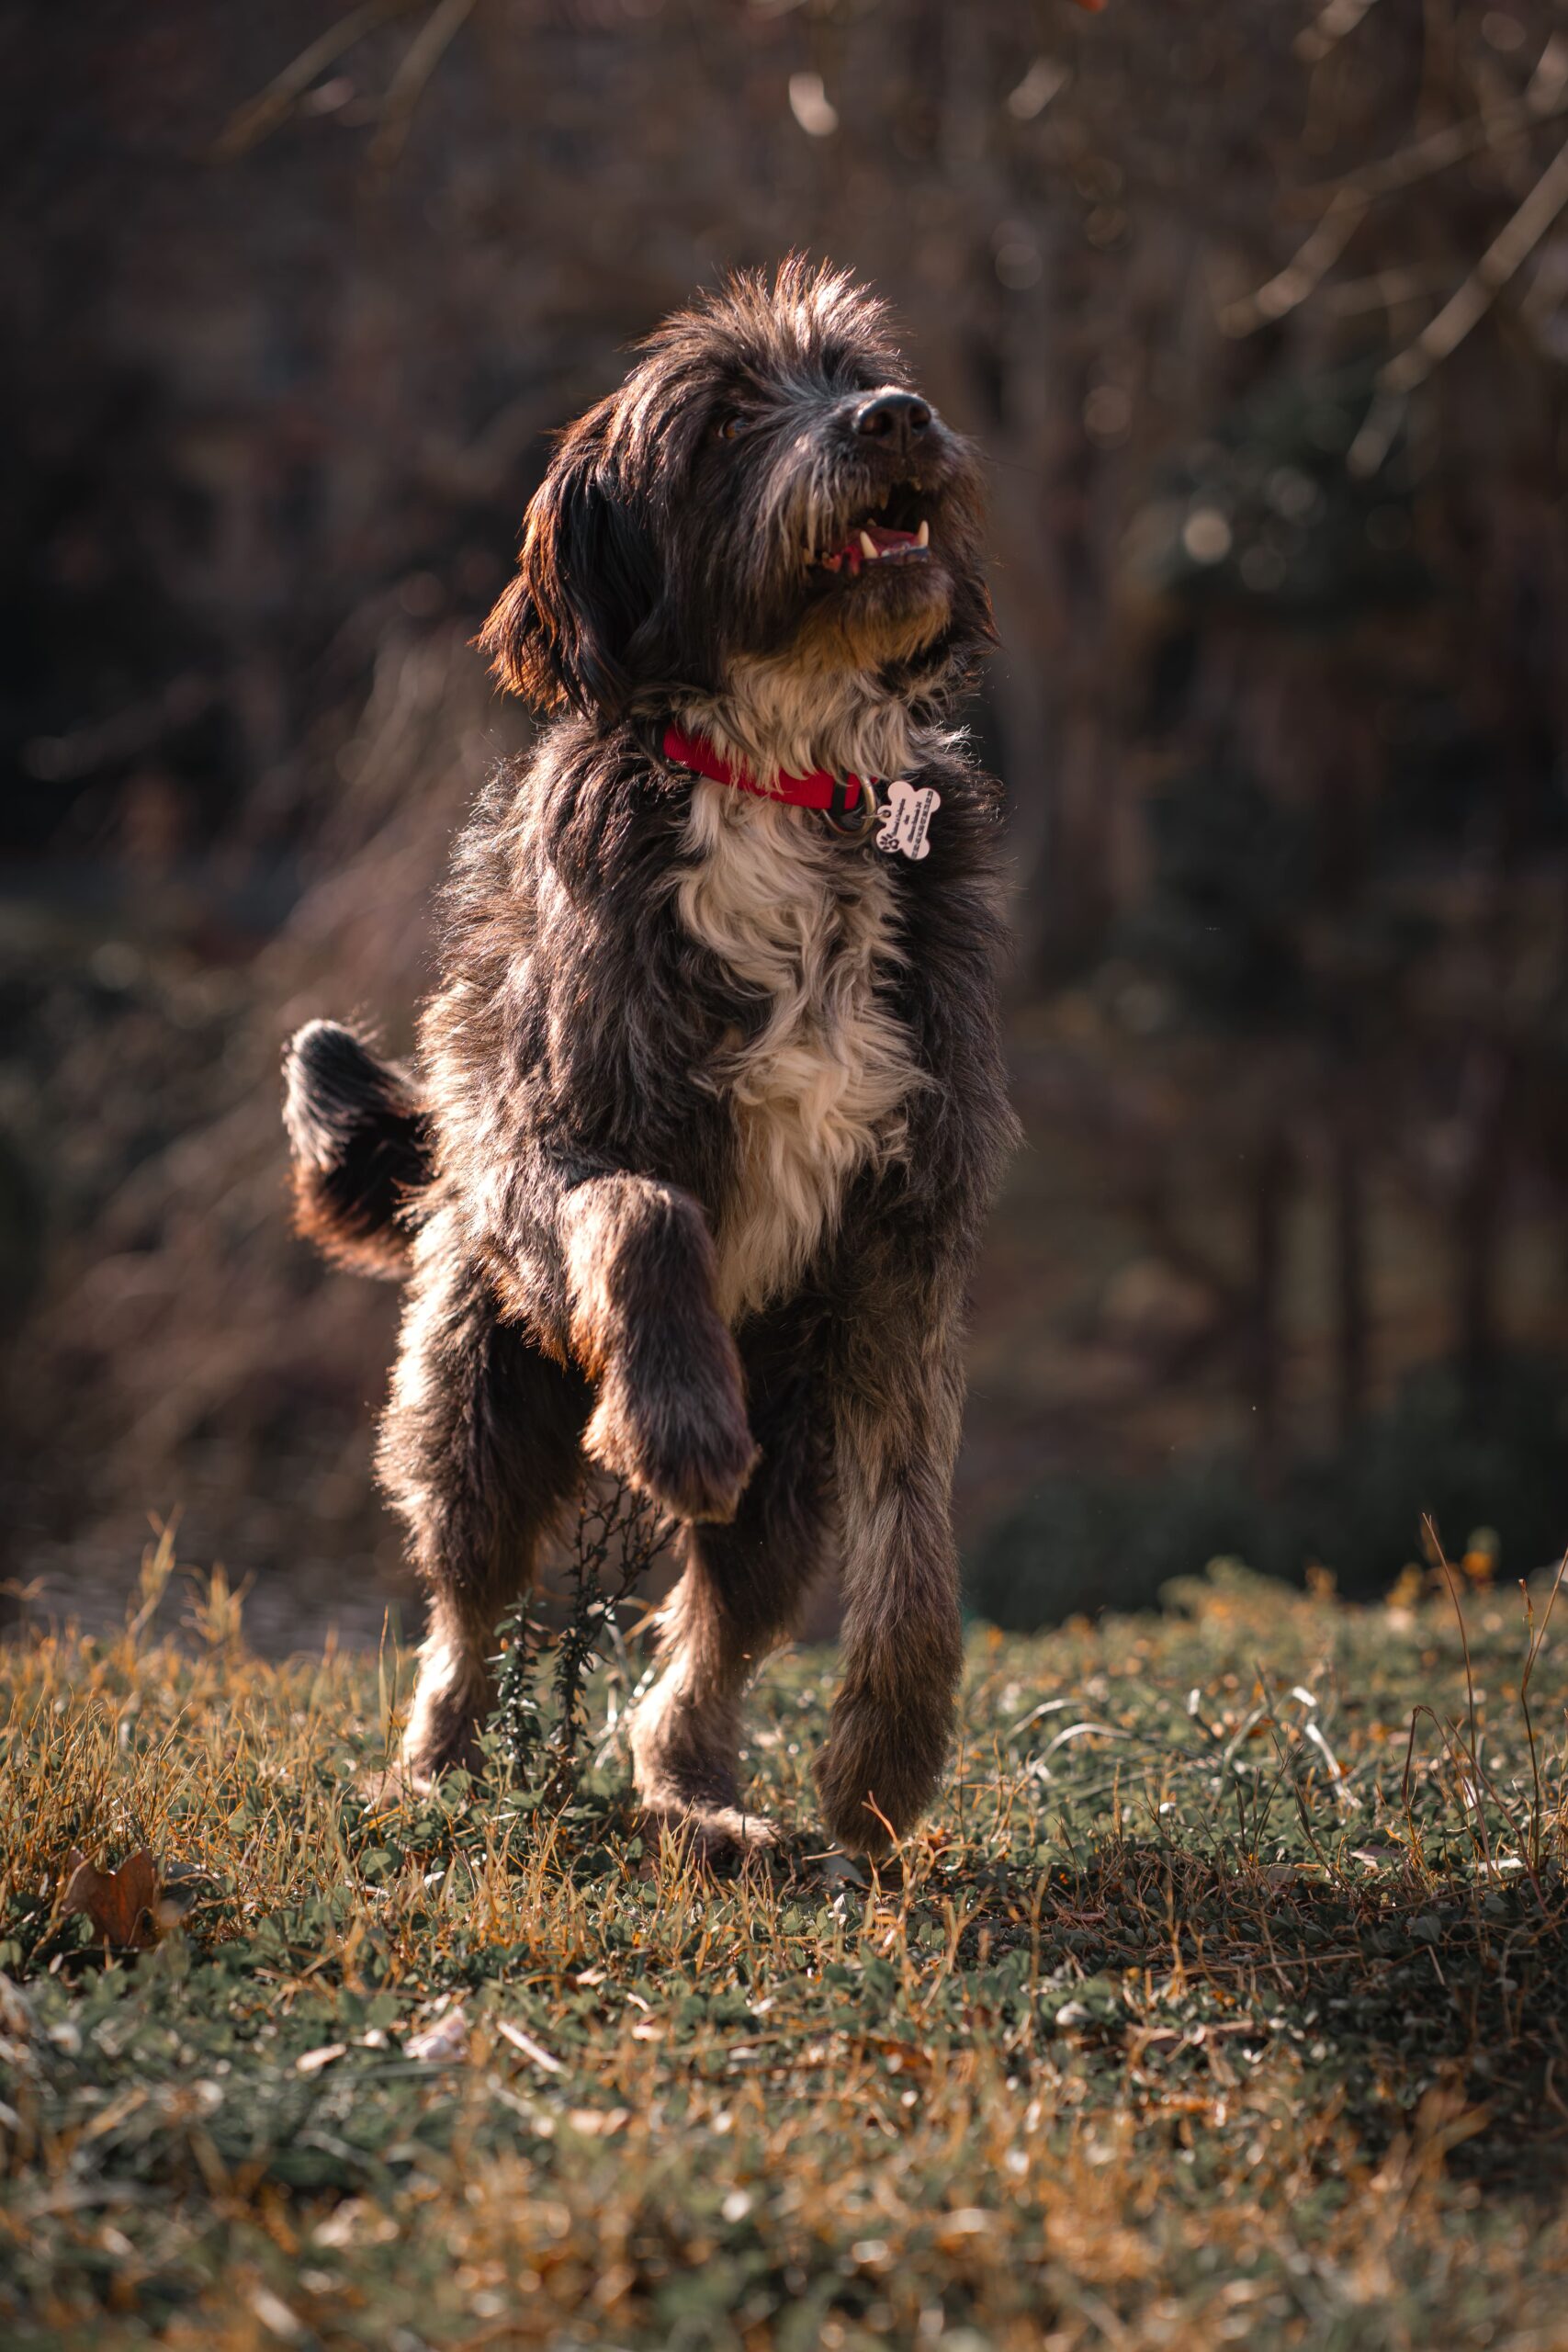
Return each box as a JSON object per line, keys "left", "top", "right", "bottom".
{"left": 583, "top": 1349, "right": 759, "bottom": 1524}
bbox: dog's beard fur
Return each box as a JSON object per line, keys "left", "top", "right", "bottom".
{"left": 678, "top": 655, "right": 924, "bottom": 797}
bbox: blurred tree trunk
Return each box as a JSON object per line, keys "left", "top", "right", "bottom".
{"left": 1332, "top": 1108, "right": 1370, "bottom": 1445}
{"left": 1247, "top": 1131, "right": 1293, "bottom": 1490}
{"left": 1452, "top": 1049, "right": 1512, "bottom": 1401}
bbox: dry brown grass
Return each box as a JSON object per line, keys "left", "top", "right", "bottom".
{"left": 6, "top": 1542, "right": 1568, "bottom": 2347}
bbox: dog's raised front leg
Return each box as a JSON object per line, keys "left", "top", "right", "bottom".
{"left": 629, "top": 1301, "right": 832, "bottom": 1860}
{"left": 815, "top": 1271, "right": 966, "bottom": 1859}
{"left": 560, "top": 1174, "right": 758, "bottom": 1525}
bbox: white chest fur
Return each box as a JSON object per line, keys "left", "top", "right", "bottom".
{"left": 674, "top": 780, "right": 919, "bottom": 1321}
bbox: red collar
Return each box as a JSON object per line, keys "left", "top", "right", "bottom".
{"left": 661, "top": 724, "right": 874, "bottom": 825}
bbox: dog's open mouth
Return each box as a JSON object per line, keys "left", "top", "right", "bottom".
{"left": 807, "top": 485, "right": 932, "bottom": 578}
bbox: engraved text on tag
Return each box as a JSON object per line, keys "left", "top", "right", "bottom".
{"left": 875, "top": 779, "right": 941, "bottom": 860}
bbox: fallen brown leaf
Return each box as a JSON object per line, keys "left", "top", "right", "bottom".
{"left": 61, "top": 1849, "right": 163, "bottom": 1951}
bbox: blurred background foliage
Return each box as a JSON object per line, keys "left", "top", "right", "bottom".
{"left": 4, "top": 0, "right": 1568, "bottom": 1645}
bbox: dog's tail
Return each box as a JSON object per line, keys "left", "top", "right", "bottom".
{"left": 282, "top": 1020, "right": 434, "bottom": 1278}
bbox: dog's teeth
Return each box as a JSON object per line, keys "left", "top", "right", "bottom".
{"left": 859, "top": 529, "right": 878, "bottom": 561}
{"left": 916, "top": 518, "right": 930, "bottom": 548}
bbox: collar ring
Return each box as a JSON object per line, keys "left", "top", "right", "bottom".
{"left": 821, "top": 775, "right": 881, "bottom": 841}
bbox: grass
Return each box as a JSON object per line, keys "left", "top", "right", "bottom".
{"left": 6, "top": 1543, "right": 1568, "bottom": 2348}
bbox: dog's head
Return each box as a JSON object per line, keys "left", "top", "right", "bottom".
{"left": 480, "top": 259, "right": 990, "bottom": 729}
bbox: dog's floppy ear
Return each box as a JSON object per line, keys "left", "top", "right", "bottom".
{"left": 479, "top": 406, "right": 658, "bottom": 717}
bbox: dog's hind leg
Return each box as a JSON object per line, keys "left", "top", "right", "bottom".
{"left": 814, "top": 1266, "right": 967, "bottom": 1860}
{"left": 379, "top": 1222, "right": 591, "bottom": 1781}
{"left": 629, "top": 1301, "right": 830, "bottom": 1860}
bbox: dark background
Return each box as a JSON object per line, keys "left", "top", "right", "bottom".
{"left": 6, "top": 0, "right": 1568, "bottom": 1650}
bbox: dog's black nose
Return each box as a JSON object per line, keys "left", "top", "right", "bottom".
{"left": 854, "top": 390, "right": 933, "bottom": 451}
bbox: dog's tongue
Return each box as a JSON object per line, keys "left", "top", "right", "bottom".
{"left": 821, "top": 523, "right": 925, "bottom": 577}
{"left": 862, "top": 523, "right": 920, "bottom": 557}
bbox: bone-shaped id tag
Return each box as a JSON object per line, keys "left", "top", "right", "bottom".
{"left": 874, "top": 778, "right": 941, "bottom": 860}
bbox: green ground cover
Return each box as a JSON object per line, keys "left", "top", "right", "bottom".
{"left": 5, "top": 1547, "right": 1568, "bottom": 2348}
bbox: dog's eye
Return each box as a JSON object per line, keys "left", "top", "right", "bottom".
{"left": 715, "top": 411, "right": 750, "bottom": 442}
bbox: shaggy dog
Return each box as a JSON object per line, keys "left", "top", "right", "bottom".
{"left": 283, "top": 260, "right": 1015, "bottom": 1860}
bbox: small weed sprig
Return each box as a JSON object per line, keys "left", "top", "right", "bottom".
{"left": 491, "top": 1480, "right": 671, "bottom": 1800}
{"left": 491, "top": 1598, "right": 548, "bottom": 1781}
